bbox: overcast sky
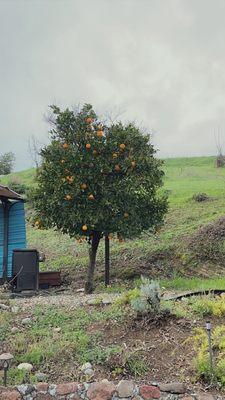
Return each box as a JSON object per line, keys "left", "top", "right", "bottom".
{"left": 1, "top": 0, "right": 225, "bottom": 171}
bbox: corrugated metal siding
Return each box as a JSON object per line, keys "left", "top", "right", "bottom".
{"left": 7, "top": 202, "right": 26, "bottom": 278}
{"left": 0, "top": 205, "right": 3, "bottom": 278}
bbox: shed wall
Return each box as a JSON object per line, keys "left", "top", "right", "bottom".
{"left": 7, "top": 201, "right": 26, "bottom": 277}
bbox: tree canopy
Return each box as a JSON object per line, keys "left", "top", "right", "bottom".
{"left": 0, "top": 152, "right": 15, "bottom": 175}
{"left": 33, "top": 104, "right": 168, "bottom": 292}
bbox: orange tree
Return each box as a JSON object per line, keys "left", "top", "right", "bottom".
{"left": 33, "top": 104, "right": 168, "bottom": 293}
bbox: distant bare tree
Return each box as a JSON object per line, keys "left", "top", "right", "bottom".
{"left": 214, "top": 127, "right": 225, "bottom": 168}
{"left": 28, "top": 135, "right": 42, "bottom": 170}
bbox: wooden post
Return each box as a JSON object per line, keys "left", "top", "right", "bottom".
{"left": 105, "top": 234, "right": 110, "bottom": 286}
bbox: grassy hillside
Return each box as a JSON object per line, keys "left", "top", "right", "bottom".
{"left": 1, "top": 156, "right": 225, "bottom": 286}
{"left": 0, "top": 168, "right": 36, "bottom": 187}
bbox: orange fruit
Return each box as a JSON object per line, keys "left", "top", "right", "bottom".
{"left": 115, "top": 164, "right": 120, "bottom": 172}
{"left": 97, "top": 130, "right": 103, "bottom": 138}
{"left": 35, "top": 220, "right": 40, "bottom": 226}
{"left": 119, "top": 143, "right": 126, "bottom": 150}
{"left": 66, "top": 176, "right": 74, "bottom": 183}
{"left": 112, "top": 153, "right": 118, "bottom": 158}
{"left": 131, "top": 161, "right": 136, "bottom": 168}
{"left": 63, "top": 143, "right": 69, "bottom": 149}
{"left": 86, "top": 117, "right": 93, "bottom": 124}
{"left": 81, "top": 183, "right": 87, "bottom": 190}
{"left": 88, "top": 194, "right": 94, "bottom": 200}
{"left": 124, "top": 212, "right": 129, "bottom": 218}
{"left": 60, "top": 159, "right": 65, "bottom": 164}
{"left": 86, "top": 143, "right": 91, "bottom": 149}
{"left": 82, "top": 224, "right": 88, "bottom": 231}
{"left": 65, "top": 194, "right": 72, "bottom": 200}
{"left": 93, "top": 150, "right": 97, "bottom": 156}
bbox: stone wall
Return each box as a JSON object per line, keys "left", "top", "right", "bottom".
{"left": 0, "top": 380, "right": 221, "bottom": 400}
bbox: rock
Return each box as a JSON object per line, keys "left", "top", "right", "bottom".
{"left": 0, "top": 303, "right": 10, "bottom": 311}
{"left": 0, "top": 390, "right": 21, "bottom": 400}
{"left": 87, "top": 381, "right": 116, "bottom": 400}
{"left": 36, "top": 394, "right": 52, "bottom": 400}
{"left": 81, "top": 362, "right": 93, "bottom": 371}
{"left": 56, "top": 382, "right": 78, "bottom": 395}
{"left": 84, "top": 368, "right": 94, "bottom": 376}
{"left": 17, "top": 363, "right": 33, "bottom": 372}
{"left": 159, "top": 382, "right": 186, "bottom": 394}
{"left": 87, "top": 298, "right": 99, "bottom": 306}
{"left": 117, "top": 380, "right": 135, "bottom": 398}
{"left": 0, "top": 352, "right": 14, "bottom": 361}
{"left": 35, "top": 372, "right": 48, "bottom": 382}
{"left": 196, "top": 395, "right": 215, "bottom": 400}
{"left": 21, "top": 317, "right": 32, "bottom": 325}
{"left": 140, "top": 385, "right": 161, "bottom": 399}
{"left": 102, "top": 298, "right": 112, "bottom": 305}
{"left": 17, "top": 384, "right": 34, "bottom": 395}
{"left": 36, "top": 383, "right": 49, "bottom": 393}
{"left": 53, "top": 327, "right": 61, "bottom": 333}
{"left": 48, "top": 384, "right": 57, "bottom": 396}
{"left": 11, "top": 326, "right": 19, "bottom": 333}
{"left": 182, "top": 397, "right": 195, "bottom": 400}
{"left": 11, "top": 306, "right": 19, "bottom": 313}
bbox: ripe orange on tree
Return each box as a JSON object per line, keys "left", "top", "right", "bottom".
{"left": 86, "top": 117, "right": 93, "bottom": 124}
{"left": 63, "top": 143, "right": 69, "bottom": 149}
{"left": 131, "top": 161, "right": 136, "bottom": 168}
{"left": 82, "top": 224, "right": 88, "bottom": 231}
{"left": 65, "top": 194, "right": 72, "bottom": 200}
{"left": 119, "top": 143, "right": 126, "bottom": 150}
{"left": 97, "top": 130, "right": 103, "bottom": 138}
{"left": 66, "top": 176, "right": 74, "bottom": 184}
{"left": 88, "top": 194, "right": 95, "bottom": 200}
{"left": 86, "top": 143, "right": 91, "bottom": 149}
{"left": 81, "top": 183, "right": 87, "bottom": 190}
{"left": 115, "top": 164, "right": 120, "bottom": 172}
{"left": 112, "top": 153, "right": 118, "bottom": 158}
{"left": 60, "top": 159, "right": 65, "bottom": 164}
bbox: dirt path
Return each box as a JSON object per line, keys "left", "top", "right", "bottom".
{"left": 10, "top": 290, "right": 120, "bottom": 311}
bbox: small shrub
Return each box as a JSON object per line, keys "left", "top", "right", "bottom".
{"left": 131, "top": 277, "right": 161, "bottom": 316}
{"left": 7, "top": 177, "right": 28, "bottom": 195}
{"left": 192, "top": 193, "right": 210, "bottom": 202}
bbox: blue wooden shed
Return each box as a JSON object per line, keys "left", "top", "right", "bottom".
{"left": 0, "top": 185, "right": 26, "bottom": 283}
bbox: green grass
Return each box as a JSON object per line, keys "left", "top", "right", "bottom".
{"left": 2, "top": 155, "right": 225, "bottom": 284}
{"left": 0, "top": 168, "right": 36, "bottom": 187}
{"left": 160, "top": 276, "right": 225, "bottom": 291}
{"left": 2, "top": 304, "right": 125, "bottom": 385}
{"left": 164, "top": 156, "right": 225, "bottom": 205}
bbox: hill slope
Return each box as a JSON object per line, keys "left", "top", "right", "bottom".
{"left": 1, "top": 156, "right": 225, "bottom": 286}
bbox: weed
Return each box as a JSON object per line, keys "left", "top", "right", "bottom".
{"left": 125, "top": 352, "right": 148, "bottom": 377}
{"left": 190, "top": 325, "right": 225, "bottom": 385}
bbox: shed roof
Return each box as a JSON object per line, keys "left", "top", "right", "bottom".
{"left": 0, "top": 185, "right": 23, "bottom": 201}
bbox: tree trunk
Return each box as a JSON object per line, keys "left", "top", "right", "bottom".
{"left": 85, "top": 231, "right": 101, "bottom": 293}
